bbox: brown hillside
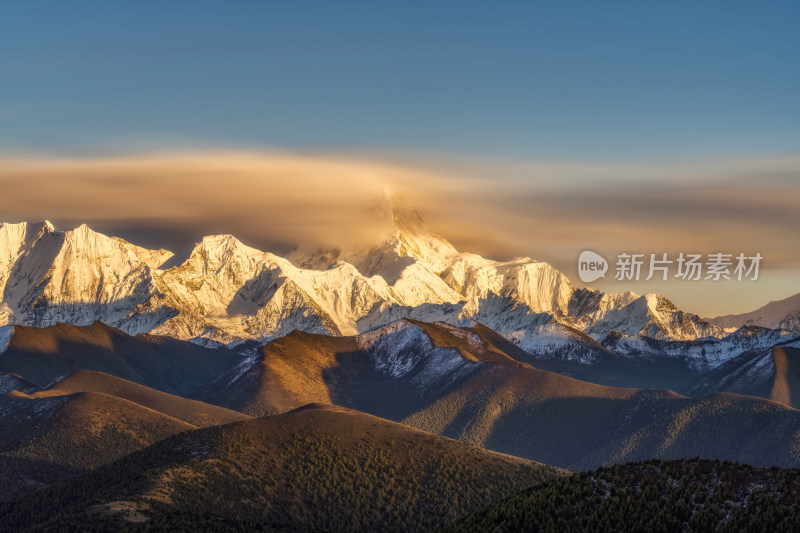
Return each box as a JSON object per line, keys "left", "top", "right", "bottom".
{"left": 198, "top": 319, "right": 800, "bottom": 470}
{"left": 0, "top": 321, "right": 240, "bottom": 395}
{"left": 0, "top": 391, "right": 195, "bottom": 501}
{"left": 43, "top": 369, "right": 251, "bottom": 427}
{"left": 0, "top": 404, "right": 566, "bottom": 532}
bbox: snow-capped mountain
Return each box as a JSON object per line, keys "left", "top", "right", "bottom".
{"left": 587, "top": 293, "right": 724, "bottom": 342}
{"left": 0, "top": 221, "right": 170, "bottom": 329}
{"left": 0, "top": 194, "right": 751, "bottom": 360}
{"left": 354, "top": 319, "right": 485, "bottom": 392}
{"left": 707, "top": 292, "right": 800, "bottom": 334}
{"left": 601, "top": 325, "right": 797, "bottom": 373}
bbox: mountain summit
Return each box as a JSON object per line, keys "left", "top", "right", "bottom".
{"left": 288, "top": 191, "right": 457, "bottom": 274}
{"left": 0, "top": 197, "right": 740, "bottom": 353}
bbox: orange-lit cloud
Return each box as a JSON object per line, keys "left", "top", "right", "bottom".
{"left": 0, "top": 151, "right": 437, "bottom": 252}
{"left": 1, "top": 151, "right": 798, "bottom": 315}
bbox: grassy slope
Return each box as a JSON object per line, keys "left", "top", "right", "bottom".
{"left": 770, "top": 347, "right": 800, "bottom": 408}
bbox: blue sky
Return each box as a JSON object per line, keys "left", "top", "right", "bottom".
{"left": 1, "top": 1, "right": 798, "bottom": 159}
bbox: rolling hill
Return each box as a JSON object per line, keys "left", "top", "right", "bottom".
{"left": 0, "top": 404, "right": 565, "bottom": 532}
{"left": 0, "top": 370, "right": 251, "bottom": 502}
{"left": 44, "top": 370, "right": 251, "bottom": 427}
{"left": 0, "top": 391, "right": 195, "bottom": 501}
{"left": 196, "top": 318, "right": 800, "bottom": 470}
{"left": 0, "top": 372, "right": 38, "bottom": 395}
{"left": 0, "top": 321, "right": 240, "bottom": 395}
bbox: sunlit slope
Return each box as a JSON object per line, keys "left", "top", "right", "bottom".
{"left": 198, "top": 319, "right": 800, "bottom": 470}
{"left": 770, "top": 347, "right": 800, "bottom": 407}
{"left": 44, "top": 369, "right": 250, "bottom": 427}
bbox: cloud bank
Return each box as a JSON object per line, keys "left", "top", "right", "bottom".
{"left": 1, "top": 151, "right": 798, "bottom": 314}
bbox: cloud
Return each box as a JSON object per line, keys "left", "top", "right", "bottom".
{"left": 411, "top": 155, "right": 800, "bottom": 268}
{"left": 0, "top": 151, "right": 441, "bottom": 253}
{"left": 1, "top": 150, "right": 798, "bottom": 287}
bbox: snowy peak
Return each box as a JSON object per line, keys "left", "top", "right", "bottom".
{"left": 0, "top": 212, "right": 787, "bottom": 359}
{"left": 644, "top": 292, "right": 666, "bottom": 311}
{"left": 341, "top": 191, "right": 457, "bottom": 279}
{"left": 389, "top": 200, "right": 457, "bottom": 266}
{"left": 0, "top": 220, "right": 57, "bottom": 273}
{"left": 588, "top": 293, "right": 724, "bottom": 341}
{"left": 62, "top": 223, "right": 173, "bottom": 269}
{"left": 174, "top": 233, "right": 267, "bottom": 275}
{"left": 372, "top": 190, "right": 443, "bottom": 243}
{"left": 567, "top": 287, "right": 639, "bottom": 320}
{"left": 0, "top": 221, "right": 173, "bottom": 329}
{"left": 154, "top": 235, "right": 274, "bottom": 321}
{"left": 0, "top": 222, "right": 43, "bottom": 298}
{"left": 0, "top": 220, "right": 55, "bottom": 247}
{"left": 150, "top": 233, "right": 354, "bottom": 343}
{"left": 381, "top": 190, "right": 427, "bottom": 236}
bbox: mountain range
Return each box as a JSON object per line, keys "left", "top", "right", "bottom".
{"left": 1, "top": 317, "right": 799, "bottom": 530}
{"left": 193, "top": 318, "right": 800, "bottom": 471}
{"left": 4, "top": 319, "right": 800, "bottom": 474}
{"left": 1, "top": 317, "right": 799, "bottom": 529}
{"left": 1, "top": 194, "right": 797, "bottom": 382}
{"left": 2, "top": 195, "right": 800, "bottom": 530}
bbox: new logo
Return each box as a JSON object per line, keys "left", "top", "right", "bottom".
{"left": 578, "top": 250, "right": 608, "bottom": 282}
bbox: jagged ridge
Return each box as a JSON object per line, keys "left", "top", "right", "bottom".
{"left": 0, "top": 197, "right": 760, "bottom": 370}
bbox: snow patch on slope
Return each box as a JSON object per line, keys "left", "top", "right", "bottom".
{"left": 356, "top": 320, "right": 482, "bottom": 391}
{"left": 0, "top": 372, "right": 37, "bottom": 395}
{"left": 0, "top": 325, "right": 13, "bottom": 353}
{"left": 603, "top": 326, "right": 795, "bottom": 373}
